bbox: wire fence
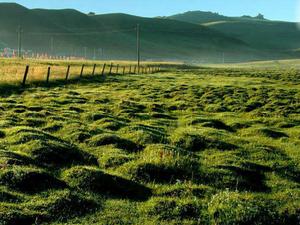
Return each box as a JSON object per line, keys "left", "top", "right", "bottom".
{"left": 7, "top": 63, "right": 162, "bottom": 87}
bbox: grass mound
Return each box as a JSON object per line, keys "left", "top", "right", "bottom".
{"left": 144, "top": 197, "right": 209, "bottom": 222}
{"left": 0, "top": 130, "right": 6, "bottom": 138}
{"left": 208, "top": 191, "right": 299, "bottom": 225}
{"left": 155, "top": 184, "right": 214, "bottom": 198}
{"left": 117, "top": 100, "right": 147, "bottom": 114}
{"left": 259, "top": 128, "right": 289, "bottom": 139}
{"left": 123, "top": 144, "right": 200, "bottom": 183}
{"left": 151, "top": 113, "right": 176, "bottom": 120}
{"left": 202, "top": 164, "right": 269, "bottom": 192}
{"left": 188, "top": 117, "right": 234, "bottom": 132}
{"left": 94, "top": 118, "right": 127, "bottom": 131}
{"left": 89, "top": 113, "right": 109, "bottom": 121}
{"left": 242, "top": 145, "right": 289, "bottom": 163}
{"left": 0, "top": 205, "right": 39, "bottom": 225}
{"left": 97, "top": 147, "right": 134, "bottom": 168}
{"left": 88, "top": 134, "right": 140, "bottom": 152}
{"left": 69, "top": 131, "right": 92, "bottom": 143}
{"left": 171, "top": 128, "right": 237, "bottom": 152}
{"left": 0, "top": 189, "right": 21, "bottom": 203}
{"left": 0, "top": 167, "right": 66, "bottom": 193}
{"left": 32, "top": 190, "right": 98, "bottom": 223}
{"left": 22, "top": 141, "right": 98, "bottom": 168}
{"left": 23, "top": 118, "right": 46, "bottom": 128}
{"left": 0, "top": 190, "right": 98, "bottom": 225}
{"left": 62, "top": 166, "right": 152, "bottom": 200}
{"left": 0, "top": 149, "right": 34, "bottom": 166}
{"left": 119, "top": 125, "right": 167, "bottom": 146}
{"left": 9, "top": 128, "right": 98, "bottom": 167}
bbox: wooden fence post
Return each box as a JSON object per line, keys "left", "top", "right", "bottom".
{"left": 109, "top": 63, "right": 113, "bottom": 75}
{"left": 123, "top": 66, "right": 125, "bottom": 75}
{"left": 80, "top": 64, "right": 85, "bottom": 78}
{"left": 129, "top": 65, "right": 132, "bottom": 74}
{"left": 46, "top": 66, "right": 51, "bottom": 83}
{"left": 134, "top": 65, "right": 137, "bottom": 74}
{"left": 101, "top": 63, "right": 106, "bottom": 76}
{"left": 116, "top": 64, "right": 119, "bottom": 74}
{"left": 22, "top": 65, "right": 29, "bottom": 87}
{"left": 65, "top": 65, "right": 70, "bottom": 81}
{"left": 92, "top": 64, "right": 96, "bottom": 76}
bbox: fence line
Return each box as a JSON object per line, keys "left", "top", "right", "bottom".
{"left": 20, "top": 63, "right": 161, "bottom": 87}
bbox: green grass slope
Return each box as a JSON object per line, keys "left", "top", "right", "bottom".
{"left": 167, "top": 11, "right": 300, "bottom": 55}
{"left": 167, "top": 11, "right": 265, "bottom": 25}
{"left": 0, "top": 3, "right": 258, "bottom": 62}
{"left": 0, "top": 58, "right": 299, "bottom": 224}
{"left": 167, "top": 11, "right": 234, "bottom": 24}
{"left": 0, "top": 3, "right": 77, "bottom": 52}
{"left": 91, "top": 13, "right": 256, "bottom": 61}
{"left": 32, "top": 9, "right": 101, "bottom": 30}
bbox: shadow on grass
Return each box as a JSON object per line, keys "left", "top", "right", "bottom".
{"left": 0, "top": 74, "right": 108, "bottom": 97}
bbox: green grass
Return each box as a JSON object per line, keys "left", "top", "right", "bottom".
{"left": 0, "top": 3, "right": 253, "bottom": 63}
{"left": 0, "top": 59, "right": 299, "bottom": 224}
{"left": 168, "top": 11, "right": 300, "bottom": 57}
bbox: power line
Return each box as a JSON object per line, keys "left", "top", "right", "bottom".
{"left": 17, "top": 25, "right": 23, "bottom": 58}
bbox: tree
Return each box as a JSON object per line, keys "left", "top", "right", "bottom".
{"left": 256, "top": 13, "right": 265, "bottom": 20}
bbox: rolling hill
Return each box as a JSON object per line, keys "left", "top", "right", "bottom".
{"left": 0, "top": 3, "right": 258, "bottom": 62}
{"left": 0, "top": 3, "right": 299, "bottom": 62}
{"left": 167, "top": 11, "right": 300, "bottom": 53}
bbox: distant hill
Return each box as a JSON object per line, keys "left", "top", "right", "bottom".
{"left": 167, "top": 11, "right": 300, "bottom": 53}
{"left": 0, "top": 3, "right": 298, "bottom": 62}
{"left": 0, "top": 3, "right": 258, "bottom": 62}
{"left": 166, "top": 11, "right": 267, "bottom": 24}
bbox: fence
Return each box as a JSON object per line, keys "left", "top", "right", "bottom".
{"left": 18, "top": 63, "right": 161, "bottom": 87}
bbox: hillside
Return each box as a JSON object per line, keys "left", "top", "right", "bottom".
{"left": 0, "top": 3, "right": 256, "bottom": 62}
{"left": 167, "top": 11, "right": 267, "bottom": 24}
{"left": 1, "top": 3, "right": 299, "bottom": 62}
{"left": 167, "top": 11, "right": 300, "bottom": 52}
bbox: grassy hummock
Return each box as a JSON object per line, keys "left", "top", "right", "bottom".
{"left": 0, "top": 59, "right": 299, "bottom": 224}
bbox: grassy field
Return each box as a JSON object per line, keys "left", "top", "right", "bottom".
{"left": 0, "top": 58, "right": 299, "bottom": 225}
{"left": 206, "top": 59, "right": 300, "bottom": 70}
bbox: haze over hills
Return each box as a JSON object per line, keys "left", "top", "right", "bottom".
{"left": 167, "top": 11, "right": 300, "bottom": 53}
{"left": 0, "top": 3, "right": 299, "bottom": 62}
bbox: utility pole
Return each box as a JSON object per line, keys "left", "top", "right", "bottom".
{"left": 84, "top": 47, "right": 87, "bottom": 59}
{"left": 50, "top": 37, "right": 54, "bottom": 56}
{"left": 136, "top": 24, "right": 140, "bottom": 74}
{"left": 17, "top": 25, "right": 23, "bottom": 58}
{"left": 98, "top": 48, "right": 103, "bottom": 59}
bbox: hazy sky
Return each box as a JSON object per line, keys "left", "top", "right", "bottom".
{"left": 0, "top": 0, "right": 298, "bottom": 22}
